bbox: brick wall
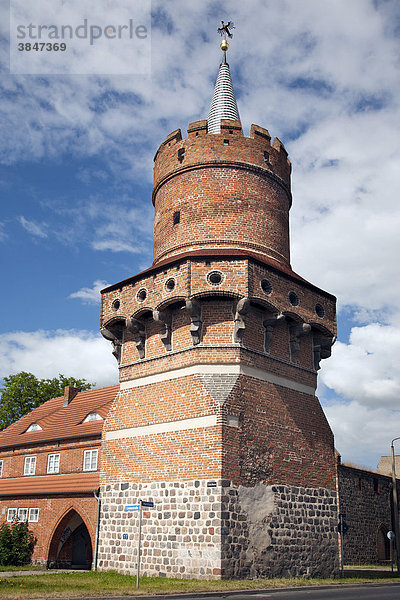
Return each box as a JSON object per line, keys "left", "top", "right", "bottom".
{"left": 97, "top": 116, "right": 339, "bottom": 578}
{"left": 152, "top": 121, "right": 291, "bottom": 266}
{"left": 0, "top": 495, "right": 97, "bottom": 565}
{"left": 0, "top": 436, "right": 102, "bottom": 479}
{"left": 0, "top": 436, "right": 102, "bottom": 565}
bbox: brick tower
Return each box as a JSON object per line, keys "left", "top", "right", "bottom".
{"left": 97, "top": 40, "right": 338, "bottom": 578}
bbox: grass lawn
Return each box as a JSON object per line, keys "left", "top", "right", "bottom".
{"left": 0, "top": 570, "right": 399, "bottom": 599}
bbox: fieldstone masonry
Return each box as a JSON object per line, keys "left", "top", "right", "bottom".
{"left": 98, "top": 480, "right": 338, "bottom": 578}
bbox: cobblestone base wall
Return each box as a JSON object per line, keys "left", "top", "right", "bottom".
{"left": 97, "top": 480, "right": 338, "bottom": 579}
{"left": 337, "top": 465, "right": 395, "bottom": 564}
{"left": 223, "top": 482, "right": 339, "bottom": 578}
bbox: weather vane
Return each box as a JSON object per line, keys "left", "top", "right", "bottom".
{"left": 217, "top": 20, "right": 235, "bottom": 55}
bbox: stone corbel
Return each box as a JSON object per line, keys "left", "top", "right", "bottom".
{"left": 289, "top": 322, "right": 311, "bottom": 363}
{"left": 185, "top": 299, "right": 202, "bottom": 345}
{"left": 263, "top": 313, "right": 285, "bottom": 353}
{"left": 100, "top": 326, "right": 123, "bottom": 364}
{"left": 153, "top": 310, "right": 172, "bottom": 352}
{"left": 233, "top": 297, "right": 250, "bottom": 345}
{"left": 313, "top": 336, "right": 335, "bottom": 370}
{"left": 126, "top": 318, "right": 146, "bottom": 359}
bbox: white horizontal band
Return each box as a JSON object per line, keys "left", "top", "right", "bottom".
{"left": 104, "top": 414, "right": 220, "bottom": 441}
{"left": 119, "top": 363, "right": 315, "bottom": 396}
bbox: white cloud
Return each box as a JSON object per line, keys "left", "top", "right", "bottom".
{"left": 19, "top": 216, "right": 48, "bottom": 238}
{"left": 289, "top": 107, "right": 400, "bottom": 316}
{"left": 46, "top": 196, "right": 154, "bottom": 259}
{"left": 0, "top": 223, "right": 6, "bottom": 242}
{"left": 0, "top": 329, "right": 118, "bottom": 388}
{"left": 323, "top": 400, "right": 400, "bottom": 468}
{"left": 92, "top": 239, "right": 144, "bottom": 253}
{"left": 320, "top": 323, "right": 400, "bottom": 408}
{"left": 69, "top": 280, "right": 109, "bottom": 304}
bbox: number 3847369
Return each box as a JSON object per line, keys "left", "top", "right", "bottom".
{"left": 18, "top": 43, "right": 67, "bottom": 51}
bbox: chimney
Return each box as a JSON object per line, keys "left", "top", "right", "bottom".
{"left": 63, "top": 386, "right": 80, "bottom": 407}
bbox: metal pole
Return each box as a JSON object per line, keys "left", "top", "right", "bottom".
{"left": 339, "top": 514, "right": 344, "bottom": 578}
{"left": 93, "top": 489, "right": 101, "bottom": 571}
{"left": 136, "top": 501, "right": 142, "bottom": 589}
{"left": 391, "top": 536, "right": 393, "bottom": 573}
{"left": 391, "top": 438, "right": 400, "bottom": 574}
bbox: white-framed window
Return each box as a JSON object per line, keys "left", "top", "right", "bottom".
{"left": 24, "top": 455, "right": 36, "bottom": 475}
{"left": 0, "top": 460, "right": 3, "bottom": 477}
{"left": 18, "top": 508, "right": 28, "bottom": 522}
{"left": 7, "top": 508, "right": 17, "bottom": 522}
{"left": 28, "top": 508, "right": 39, "bottom": 522}
{"left": 47, "top": 453, "right": 60, "bottom": 474}
{"left": 83, "top": 449, "right": 98, "bottom": 471}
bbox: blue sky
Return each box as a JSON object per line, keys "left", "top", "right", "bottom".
{"left": 1, "top": 0, "right": 400, "bottom": 467}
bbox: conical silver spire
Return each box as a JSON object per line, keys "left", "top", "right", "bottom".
{"left": 207, "top": 59, "right": 241, "bottom": 134}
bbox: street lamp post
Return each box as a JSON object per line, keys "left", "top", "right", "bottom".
{"left": 391, "top": 437, "right": 400, "bottom": 574}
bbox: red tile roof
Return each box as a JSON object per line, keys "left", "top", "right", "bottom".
{"left": 0, "top": 472, "right": 100, "bottom": 496}
{"left": 0, "top": 385, "right": 119, "bottom": 449}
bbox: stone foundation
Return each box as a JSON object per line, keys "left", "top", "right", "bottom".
{"left": 97, "top": 479, "right": 339, "bottom": 579}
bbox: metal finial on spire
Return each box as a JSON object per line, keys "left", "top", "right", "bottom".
{"left": 207, "top": 21, "right": 241, "bottom": 135}
{"left": 217, "top": 21, "right": 235, "bottom": 57}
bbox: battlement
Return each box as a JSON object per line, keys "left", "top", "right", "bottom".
{"left": 153, "top": 119, "right": 291, "bottom": 199}
{"left": 152, "top": 119, "right": 293, "bottom": 267}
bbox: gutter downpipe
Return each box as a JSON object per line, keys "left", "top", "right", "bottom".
{"left": 93, "top": 488, "right": 101, "bottom": 571}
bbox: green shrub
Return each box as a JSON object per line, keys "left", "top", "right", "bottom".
{"left": 0, "top": 522, "right": 12, "bottom": 565}
{"left": 0, "top": 520, "right": 35, "bottom": 566}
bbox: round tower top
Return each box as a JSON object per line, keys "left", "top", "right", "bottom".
{"left": 151, "top": 30, "right": 293, "bottom": 269}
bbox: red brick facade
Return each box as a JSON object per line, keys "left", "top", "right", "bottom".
{"left": 0, "top": 386, "right": 117, "bottom": 567}
{"left": 97, "top": 117, "right": 339, "bottom": 578}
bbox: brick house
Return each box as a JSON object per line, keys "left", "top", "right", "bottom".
{"left": 0, "top": 385, "right": 118, "bottom": 567}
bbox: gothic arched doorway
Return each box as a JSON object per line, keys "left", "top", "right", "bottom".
{"left": 377, "top": 524, "right": 390, "bottom": 562}
{"left": 48, "top": 509, "right": 93, "bottom": 569}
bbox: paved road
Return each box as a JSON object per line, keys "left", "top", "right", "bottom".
{"left": 129, "top": 584, "right": 400, "bottom": 600}
{"left": 152, "top": 585, "right": 395, "bottom": 600}
{"left": 204, "top": 585, "right": 396, "bottom": 600}
{"left": 36, "top": 583, "right": 398, "bottom": 600}
{"left": 0, "top": 568, "right": 82, "bottom": 578}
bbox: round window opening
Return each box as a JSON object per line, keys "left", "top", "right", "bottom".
{"left": 137, "top": 288, "right": 147, "bottom": 302}
{"left": 288, "top": 291, "right": 300, "bottom": 306}
{"left": 315, "top": 303, "right": 325, "bottom": 318}
{"left": 111, "top": 299, "right": 120, "bottom": 311}
{"left": 207, "top": 271, "right": 223, "bottom": 285}
{"left": 165, "top": 278, "right": 175, "bottom": 292}
{"left": 260, "top": 279, "right": 272, "bottom": 295}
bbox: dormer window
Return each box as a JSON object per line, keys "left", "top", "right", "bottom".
{"left": 82, "top": 412, "right": 103, "bottom": 423}
{"left": 26, "top": 423, "right": 42, "bottom": 432}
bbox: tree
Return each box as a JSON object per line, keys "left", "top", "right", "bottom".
{"left": 10, "top": 521, "right": 36, "bottom": 565}
{"left": 0, "top": 520, "right": 35, "bottom": 566}
{"left": 0, "top": 521, "right": 12, "bottom": 565}
{"left": 0, "top": 372, "right": 94, "bottom": 430}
